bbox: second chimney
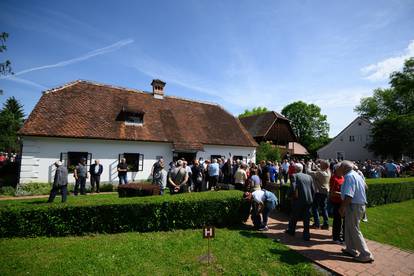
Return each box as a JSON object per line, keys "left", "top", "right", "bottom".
{"left": 151, "top": 79, "right": 166, "bottom": 99}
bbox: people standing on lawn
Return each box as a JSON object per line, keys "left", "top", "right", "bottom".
{"left": 168, "top": 160, "right": 189, "bottom": 194}
{"left": 208, "top": 159, "right": 220, "bottom": 190}
{"left": 89, "top": 159, "right": 103, "bottom": 193}
{"left": 251, "top": 183, "right": 278, "bottom": 231}
{"left": 117, "top": 158, "right": 128, "bottom": 185}
{"left": 234, "top": 163, "right": 248, "bottom": 190}
{"left": 329, "top": 164, "right": 345, "bottom": 243}
{"left": 74, "top": 157, "right": 88, "bottom": 195}
{"left": 47, "top": 161, "right": 68, "bottom": 203}
{"left": 183, "top": 161, "right": 193, "bottom": 191}
{"left": 308, "top": 159, "right": 331, "bottom": 230}
{"left": 151, "top": 157, "right": 165, "bottom": 194}
{"left": 281, "top": 159, "right": 289, "bottom": 184}
{"left": 191, "top": 159, "right": 204, "bottom": 192}
{"left": 337, "top": 160, "right": 374, "bottom": 263}
{"left": 222, "top": 158, "right": 233, "bottom": 184}
{"left": 285, "top": 163, "right": 314, "bottom": 241}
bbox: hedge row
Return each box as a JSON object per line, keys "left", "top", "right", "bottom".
{"left": 0, "top": 191, "right": 250, "bottom": 238}
{"left": 273, "top": 179, "right": 414, "bottom": 210}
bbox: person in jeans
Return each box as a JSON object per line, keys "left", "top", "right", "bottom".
{"left": 89, "top": 159, "right": 103, "bottom": 193}
{"left": 47, "top": 161, "right": 68, "bottom": 203}
{"left": 308, "top": 159, "right": 331, "bottom": 229}
{"left": 285, "top": 163, "right": 314, "bottom": 241}
{"left": 208, "top": 159, "right": 220, "bottom": 190}
{"left": 117, "top": 158, "right": 128, "bottom": 185}
{"left": 338, "top": 160, "right": 374, "bottom": 263}
{"left": 74, "top": 157, "right": 88, "bottom": 195}
{"left": 329, "top": 165, "right": 345, "bottom": 243}
{"left": 251, "top": 184, "right": 278, "bottom": 231}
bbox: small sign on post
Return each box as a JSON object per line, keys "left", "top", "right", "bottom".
{"left": 203, "top": 226, "right": 215, "bottom": 239}
{"left": 199, "top": 226, "right": 215, "bottom": 265}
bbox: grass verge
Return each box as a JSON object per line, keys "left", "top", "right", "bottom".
{"left": 360, "top": 199, "right": 414, "bottom": 251}
{"left": 0, "top": 228, "right": 320, "bottom": 276}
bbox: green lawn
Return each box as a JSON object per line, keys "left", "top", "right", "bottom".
{"left": 365, "top": 177, "right": 414, "bottom": 185}
{"left": 360, "top": 199, "right": 414, "bottom": 251}
{"left": 0, "top": 228, "right": 320, "bottom": 276}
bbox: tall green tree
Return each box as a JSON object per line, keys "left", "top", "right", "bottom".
{"left": 238, "top": 106, "right": 268, "bottom": 118}
{"left": 281, "top": 101, "right": 330, "bottom": 155}
{"left": 0, "top": 97, "right": 24, "bottom": 153}
{"left": 355, "top": 57, "right": 414, "bottom": 159}
{"left": 256, "top": 141, "right": 281, "bottom": 162}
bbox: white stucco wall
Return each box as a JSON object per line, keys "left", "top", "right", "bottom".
{"left": 317, "top": 118, "right": 377, "bottom": 161}
{"left": 20, "top": 136, "right": 256, "bottom": 184}
{"left": 20, "top": 136, "right": 173, "bottom": 184}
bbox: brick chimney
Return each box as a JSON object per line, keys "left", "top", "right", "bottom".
{"left": 151, "top": 79, "right": 166, "bottom": 99}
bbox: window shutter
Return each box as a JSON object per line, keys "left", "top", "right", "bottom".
{"left": 60, "top": 152, "right": 68, "bottom": 167}
{"left": 138, "top": 154, "right": 144, "bottom": 171}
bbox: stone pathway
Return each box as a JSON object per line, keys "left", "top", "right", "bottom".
{"left": 262, "top": 213, "right": 414, "bottom": 276}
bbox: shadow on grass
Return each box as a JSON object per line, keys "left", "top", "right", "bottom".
{"left": 238, "top": 230, "right": 268, "bottom": 239}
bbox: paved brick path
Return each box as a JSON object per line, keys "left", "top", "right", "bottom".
{"left": 261, "top": 212, "right": 414, "bottom": 276}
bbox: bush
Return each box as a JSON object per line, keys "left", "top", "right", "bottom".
{"left": 276, "top": 179, "right": 414, "bottom": 211}
{"left": 13, "top": 182, "right": 116, "bottom": 196}
{"left": 256, "top": 142, "right": 281, "bottom": 162}
{"left": 118, "top": 183, "right": 160, "bottom": 197}
{"left": 0, "top": 186, "right": 15, "bottom": 196}
{"left": 0, "top": 191, "right": 249, "bottom": 238}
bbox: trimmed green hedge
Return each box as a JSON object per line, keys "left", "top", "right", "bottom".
{"left": 276, "top": 178, "right": 414, "bottom": 210}
{"left": 0, "top": 191, "right": 249, "bottom": 238}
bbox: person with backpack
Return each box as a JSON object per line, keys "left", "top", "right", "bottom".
{"left": 251, "top": 183, "right": 278, "bottom": 231}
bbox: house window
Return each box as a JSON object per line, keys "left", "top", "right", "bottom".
{"left": 210, "top": 155, "right": 224, "bottom": 161}
{"left": 60, "top": 152, "right": 91, "bottom": 173}
{"left": 233, "top": 155, "right": 247, "bottom": 163}
{"left": 119, "top": 153, "right": 144, "bottom": 172}
{"left": 349, "top": 136, "right": 355, "bottom": 142}
{"left": 125, "top": 112, "right": 143, "bottom": 125}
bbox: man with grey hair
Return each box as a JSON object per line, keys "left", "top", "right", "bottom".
{"left": 337, "top": 160, "right": 374, "bottom": 263}
{"left": 285, "top": 163, "right": 315, "bottom": 241}
{"left": 208, "top": 158, "right": 220, "bottom": 190}
{"left": 168, "top": 160, "right": 189, "bottom": 194}
{"left": 308, "top": 159, "right": 331, "bottom": 229}
{"left": 47, "top": 161, "right": 68, "bottom": 203}
{"left": 117, "top": 157, "right": 128, "bottom": 185}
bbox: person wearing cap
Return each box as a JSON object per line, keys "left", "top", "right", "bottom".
{"left": 285, "top": 163, "right": 314, "bottom": 241}
{"left": 47, "top": 161, "right": 68, "bottom": 203}
{"left": 74, "top": 157, "right": 88, "bottom": 195}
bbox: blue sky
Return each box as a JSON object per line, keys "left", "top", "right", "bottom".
{"left": 0, "top": 0, "right": 413, "bottom": 137}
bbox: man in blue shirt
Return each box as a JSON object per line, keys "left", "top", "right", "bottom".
{"left": 337, "top": 160, "right": 374, "bottom": 263}
{"left": 208, "top": 159, "right": 220, "bottom": 190}
{"left": 385, "top": 160, "right": 398, "bottom": 178}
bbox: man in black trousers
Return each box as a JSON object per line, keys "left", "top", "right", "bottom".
{"left": 47, "top": 161, "right": 68, "bottom": 203}
{"left": 90, "top": 159, "right": 103, "bottom": 193}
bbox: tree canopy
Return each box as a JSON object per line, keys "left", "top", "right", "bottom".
{"left": 0, "top": 32, "right": 13, "bottom": 95}
{"left": 0, "top": 97, "right": 24, "bottom": 153}
{"left": 281, "top": 101, "right": 330, "bottom": 156}
{"left": 355, "top": 57, "right": 414, "bottom": 159}
{"left": 238, "top": 107, "right": 268, "bottom": 118}
{"left": 256, "top": 141, "right": 281, "bottom": 162}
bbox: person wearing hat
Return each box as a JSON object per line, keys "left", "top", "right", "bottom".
{"left": 74, "top": 157, "right": 88, "bottom": 195}
{"left": 47, "top": 161, "right": 68, "bottom": 203}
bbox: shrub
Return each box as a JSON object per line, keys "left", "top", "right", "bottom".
{"left": 13, "top": 182, "right": 116, "bottom": 196}
{"left": 0, "top": 186, "right": 15, "bottom": 196}
{"left": 118, "top": 183, "right": 160, "bottom": 197}
{"left": 0, "top": 190, "right": 250, "bottom": 238}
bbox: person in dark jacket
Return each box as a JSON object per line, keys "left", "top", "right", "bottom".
{"left": 89, "top": 159, "right": 103, "bottom": 193}
{"left": 47, "top": 161, "right": 68, "bottom": 203}
{"left": 74, "top": 157, "right": 88, "bottom": 195}
{"left": 191, "top": 159, "right": 204, "bottom": 192}
{"left": 285, "top": 163, "right": 315, "bottom": 241}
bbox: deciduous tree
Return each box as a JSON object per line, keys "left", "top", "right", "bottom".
{"left": 238, "top": 107, "right": 268, "bottom": 118}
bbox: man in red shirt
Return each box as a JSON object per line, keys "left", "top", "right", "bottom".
{"left": 330, "top": 165, "right": 345, "bottom": 243}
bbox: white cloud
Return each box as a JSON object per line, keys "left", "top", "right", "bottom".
{"left": 0, "top": 39, "right": 134, "bottom": 79}
{"left": 361, "top": 40, "right": 414, "bottom": 81}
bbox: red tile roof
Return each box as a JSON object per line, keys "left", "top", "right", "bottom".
{"left": 19, "top": 80, "right": 258, "bottom": 150}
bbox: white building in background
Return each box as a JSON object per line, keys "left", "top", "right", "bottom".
{"left": 19, "top": 79, "right": 257, "bottom": 184}
{"left": 317, "top": 117, "right": 377, "bottom": 161}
